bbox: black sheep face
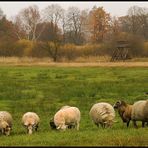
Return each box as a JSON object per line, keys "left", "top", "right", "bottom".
{"left": 49, "top": 119, "right": 56, "bottom": 129}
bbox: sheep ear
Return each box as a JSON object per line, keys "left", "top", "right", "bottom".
{"left": 116, "top": 101, "right": 121, "bottom": 105}
{"left": 121, "top": 100, "right": 126, "bottom": 105}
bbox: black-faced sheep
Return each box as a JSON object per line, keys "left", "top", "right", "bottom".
{"left": 113, "top": 100, "right": 132, "bottom": 127}
{"left": 131, "top": 100, "right": 148, "bottom": 128}
{"left": 50, "top": 105, "right": 76, "bottom": 130}
{"left": 89, "top": 102, "right": 115, "bottom": 128}
{"left": 22, "top": 112, "right": 40, "bottom": 134}
{"left": 60, "top": 105, "right": 71, "bottom": 110}
{"left": 0, "top": 111, "right": 13, "bottom": 136}
{"left": 53, "top": 106, "right": 81, "bottom": 131}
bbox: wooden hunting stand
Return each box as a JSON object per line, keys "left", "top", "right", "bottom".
{"left": 110, "top": 40, "right": 131, "bottom": 62}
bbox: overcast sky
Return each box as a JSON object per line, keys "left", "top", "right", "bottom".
{"left": 0, "top": 1, "right": 148, "bottom": 19}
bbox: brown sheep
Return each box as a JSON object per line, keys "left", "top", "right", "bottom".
{"left": 113, "top": 100, "right": 132, "bottom": 127}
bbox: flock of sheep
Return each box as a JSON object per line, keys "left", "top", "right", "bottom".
{"left": 0, "top": 99, "right": 148, "bottom": 136}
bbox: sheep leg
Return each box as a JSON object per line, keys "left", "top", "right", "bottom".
{"left": 27, "top": 128, "right": 29, "bottom": 134}
{"left": 142, "top": 121, "right": 145, "bottom": 128}
{"left": 100, "top": 123, "right": 103, "bottom": 128}
{"left": 103, "top": 123, "right": 106, "bottom": 128}
{"left": 1, "top": 129, "right": 4, "bottom": 134}
{"left": 97, "top": 124, "right": 99, "bottom": 128}
{"left": 133, "top": 120, "right": 138, "bottom": 128}
{"left": 95, "top": 123, "right": 99, "bottom": 127}
{"left": 76, "top": 122, "right": 79, "bottom": 130}
{"left": 100, "top": 123, "right": 105, "bottom": 128}
{"left": 127, "top": 120, "right": 130, "bottom": 127}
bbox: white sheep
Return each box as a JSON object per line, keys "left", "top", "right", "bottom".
{"left": 50, "top": 105, "right": 74, "bottom": 130}
{"left": 89, "top": 102, "right": 115, "bottom": 128}
{"left": 131, "top": 100, "right": 148, "bottom": 128}
{"left": 54, "top": 106, "right": 81, "bottom": 131}
{"left": 60, "top": 105, "right": 71, "bottom": 110}
{"left": 22, "top": 112, "right": 40, "bottom": 134}
{"left": 0, "top": 111, "right": 13, "bottom": 136}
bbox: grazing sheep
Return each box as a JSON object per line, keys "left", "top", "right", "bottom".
{"left": 0, "top": 111, "right": 13, "bottom": 136}
{"left": 53, "top": 106, "right": 81, "bottom": 131}
{"left": 22, "top": 112, "right": 40, "bottom": 134}
{"left": 50, "top": 105, "right": 75, "bottom": 130}
{"left": 89, "top": 102, "right": 115, "bottom": 128}
{"left": 131, "top": 100, "right": 148, "bottom": 128}
{"left": 113, "top": 100, "right": 132, "bottom": 127}
{"left": 60, "top": 105, "right": 71, "bottom": 110}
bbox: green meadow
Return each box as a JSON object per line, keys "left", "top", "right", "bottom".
{"left": 0, "top": 66, "right": 147, "bottom": 146}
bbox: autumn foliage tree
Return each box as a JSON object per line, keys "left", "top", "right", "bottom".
{"left": 0, "top": 10, "right": 18, "bottom": 56}
{"left": 89, "top": 6, "right": 111, "bottom": 43}
{"left": 0, "top": 17, "right": 17, "bottom": 42}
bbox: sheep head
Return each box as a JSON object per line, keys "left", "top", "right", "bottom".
{"left": 24, "top": 120, "right": 35, "bottom": 135}
{"left": 49, "top": 118, "right": 56, "bottom": 129}
{"left": 27, "top": 124, "right": 33, "bottom": 135}
{"left": 113, "top": 100, "right": 127, "bottom": 109}
{"left": 1, "top": 121, "right": 11, "bottom": 136}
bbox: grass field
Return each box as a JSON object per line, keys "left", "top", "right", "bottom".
{"left": 0, "top": 65, "right": 148, "bottom": 146}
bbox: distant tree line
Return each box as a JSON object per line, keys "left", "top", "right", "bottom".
{"left": 0, "top": 4, "right": 148, "bottom": 61}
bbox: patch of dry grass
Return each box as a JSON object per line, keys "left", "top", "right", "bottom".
{"left": 0, "top": 56, "right": 148, "bottom": 67}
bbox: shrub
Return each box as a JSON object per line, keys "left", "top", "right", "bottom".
{"left": 0, "top": 41, "right": 16, "bottom": 57}
{"left": 60, "top": 43, "right": 111, "bottom": 61}
{"left": 14, "top": 39, "right": 33, "bottom": 57}
{"left": 60, "top": 44, "right": 77, "bottom": 61}
{"left": 143, "top": 42, "right": 148, "bottom": 57}
{"left": 31, "top": 41, "right": 49, "bottom": 58}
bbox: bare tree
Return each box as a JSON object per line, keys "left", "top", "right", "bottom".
{"left": 137, "top": 7, "right": 148, "bottom": 39}
{"left": 61, "top": 9, "right": 67, "bottom": 43}
{"left": 0, "top": 8, "right": 4, "bottom": 20}
{"left": 13, "top": 5, "right": 44, "bottom": 41}
{"left": 66, "top": 7, "right": 84, "bottom": 44}
{"left": 122, "top": 6, "right": 148, "bottom": 40}
{"left": 43, "top": 4, "right": 63, "bottom": 25}
{"left": 42, "top": 40, "right": 61, "bottom": 62}
{"left": 43, "top": 4, "right": 64, "bottom": 40}
{"left": 128, "top": 6, "right": 141, "bottom": 35}
{"left": 80, "top": 9, "right": 90, "bottom": 43}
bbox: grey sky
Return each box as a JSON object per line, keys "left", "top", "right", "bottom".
{"left": 0, "top": 1, "right": 148, "bottom": 19}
